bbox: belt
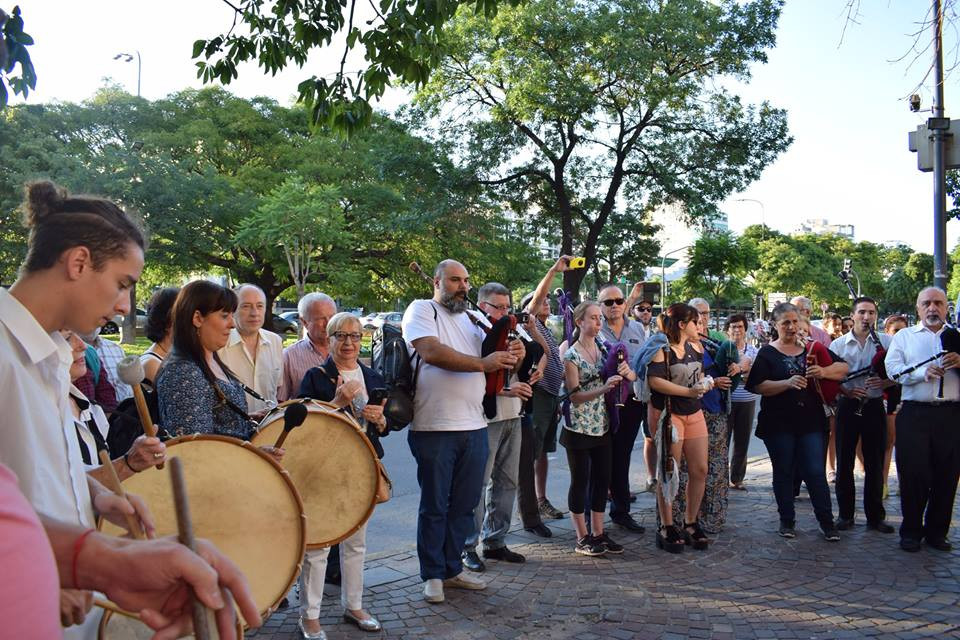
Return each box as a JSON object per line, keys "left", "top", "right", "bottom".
{"left": 902, "top": 400, "right": 960, "bottom": 407}
{"left": 838, "top": 396, "right": 883, "bottom": 404}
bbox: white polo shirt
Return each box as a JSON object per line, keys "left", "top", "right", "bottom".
{"left": 0, "top": 289, "right": 94, "bottom": 527}
{"left": 218, "top": 328, "right": 283, "bottom": 413}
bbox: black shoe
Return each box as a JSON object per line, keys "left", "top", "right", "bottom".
{"left": 835, "top": 518, "right": 855, "bottom": 531}
{"left": 778, "top": 522, "right": 796, "bottom": 539}
{"left": 900, "top": 537, "right": 922, "bottom": 552}
{"left": 683, "top": 521, "right": 710, "bottom": 550}
{"left": 820, "top": 524, "right": 841, "bottom": 542}
{"left": 867, "top": 521, "right": 895, "bottom": 534}
{"left": 524, "top": 523, "right": 553, "bottom": 538}
{"left": 925, "top": 537, "right": 952, "bottom": 552}
{"left": 483, "top": 546, "right": 525, "bottom": 563}
{"left": 575, "top": 535, "right": 606, "bottom": 556}
{"left": 324, "top": 572, "right": 341, "bottom": 586}
{"left": 277, "top": 596, "right": 289, "bottom": 610}
{"left": 655, "top": 526, "right": 684, "bottom": 553}
{"left": 461, "top": 550, "right": 486, "bottom": 572}
{"left": 612, "top": 515, "right": 646, "bottom": 533}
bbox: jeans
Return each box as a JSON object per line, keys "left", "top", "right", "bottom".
{"left": 835, "top": 397, "right": 886, "bottom": 523}
{"left": 763, "top": 430, "right": 835, "bottom": 527}
{"left": 727, "top": 400, "right": 755, "bottom": 484}
{"left": 408, "top": 428, "right": 488, "bottom": 580}
{"left": 609, "top": 397, "right": 644, "bottom": 521}
{"left": 465, "top": 418, "right": 521, "bottom": 552}
{"left": 895, "top": 402, "right": 960, "bottom": 542}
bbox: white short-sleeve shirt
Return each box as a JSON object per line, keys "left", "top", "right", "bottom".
{"left": 218, "top": 328, "right": 283, "bottom": 413}
{"left": 402, "top": 300, "right": 486, "bottom": 431}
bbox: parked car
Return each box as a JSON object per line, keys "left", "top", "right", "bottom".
{"left": 271, "top": 313, "right": 298, "bottom": 334}
{"left": 362, "top": 311, "right": 403, "bottom": 331}
{"left": 103, "top": 309, "right": 147, "bottom": 335}
{"left": 279, "top": 310, "right": 300, "bottom": 334}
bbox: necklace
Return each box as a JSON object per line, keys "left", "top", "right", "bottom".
{"left": 576, "top": 338, "right": 599, "bottom": 363}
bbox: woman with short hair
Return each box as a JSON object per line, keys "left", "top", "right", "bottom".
{"left": 141, "top": 287, "right": 180, "bottom": 384}
{"left": 725, "top": 314, "right": 758, "bottom": 490}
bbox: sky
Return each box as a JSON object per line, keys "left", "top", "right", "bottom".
{"left": 8, "top": 0, "right": 960, "bottom": 255}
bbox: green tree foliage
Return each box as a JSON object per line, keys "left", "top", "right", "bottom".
{"left": 414, "top": 0, "right": 791, "bottom": 294}
{"left": 192, "top": 0, "right": 521, "bottom": 135}
{"left": 0, "top": 6, "right": 35, "bottom": 106}
{"left": 679, "top": 230, "right": 758, "bottom": 306}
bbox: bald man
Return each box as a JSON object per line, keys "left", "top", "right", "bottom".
{"left": 218, "top": 284, "right": 283, "bottom": 414}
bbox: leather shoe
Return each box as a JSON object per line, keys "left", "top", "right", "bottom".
{"left": 525, "top": 523, "right": 553, "bottom": 538}
{"left": 343, "top": 610, "right": 382, "bottom": 632}
{"left": 461, "top": 550, "right": 485, "bottom": 572}
{"left": 925, "top": 537, "right": 952, "bottom": 552}
{"left": 612, "top": 515, "right": 645, "bottom": 533}
{"left": 866, "top": 521, "right": 895, "bottom": 534}
{"left": 835, "top": 518, "right": 855, "bottom": 531}
{"left": 900, "top": 537, "right": 922, "bottom": 552}
{"left": 483, "top": 546, "right": 525, "bottom": 563}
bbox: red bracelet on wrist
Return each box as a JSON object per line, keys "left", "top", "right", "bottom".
{"left": 71, "top": 528, "right": 96, "bottom": 589}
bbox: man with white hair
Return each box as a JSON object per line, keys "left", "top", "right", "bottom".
{"left": 279, "top": 292, "right": 337, "bottom": 402}
{"left": 790, "top": 296, "right": 832, "bottom": 348}
{"left": 218, "top": 284, "right": 283, "bottom": 414}
{"left": 884, "top": 286, "right": 960, "bottom": 552}
{"left": 688, "top": 298, "right": 725, "bottom": 343}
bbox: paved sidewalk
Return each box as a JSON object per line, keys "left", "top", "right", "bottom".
{"left": 249, "top": 456, "right": 960, "bottom": 639}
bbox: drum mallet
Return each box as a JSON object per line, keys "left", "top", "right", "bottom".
{"left": 274, "top": 402, "right": 308, "bottom": 449}
{"left": 169, "top": 456, "right": 219, "bottom": 640}
{"left": 97, "top": 450, "right": 146, "bottom": 540}
{"left": 116, "top": 355, "right": 163, "bottom": 470}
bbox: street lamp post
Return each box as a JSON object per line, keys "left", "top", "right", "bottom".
{"left": 113, "top": 51, "right": 141, "bottom": 97}
{"left": 736, "top": 198, "right": 766, "bottom": 239}
{"left": 661, "top": 245, "right": 691, "bottom": 306}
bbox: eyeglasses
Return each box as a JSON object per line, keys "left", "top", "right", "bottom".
{"left": 637, "top": 307, "right": 652, "bottom": 312}
{"left": 332, "top": 332, "right": 363, "bottom": 342}
{"left": 601, "top": 298, "right": 625, "bottom": 306}
{"left": 481, "top": 302, "right": 510, "bottom": 312}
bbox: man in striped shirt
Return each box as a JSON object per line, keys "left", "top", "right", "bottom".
{"left": 279, "top": 292, "right": 337, "bottom": 402}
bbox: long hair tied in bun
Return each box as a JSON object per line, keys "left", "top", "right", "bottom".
{"left": 19, "top": 180, "right": 146, "bottom": 274}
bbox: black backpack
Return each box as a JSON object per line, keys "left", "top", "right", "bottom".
{"left": 106, "top": 381, "right": 169, "bottom": 458}
{"left": 371, "top": 309, "right": 433, "bottom": 430}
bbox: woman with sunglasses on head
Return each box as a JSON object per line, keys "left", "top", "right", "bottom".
{"left": 745, "top": 302, "right": 847, "bottom": 541}
{"left": 647, "top": 303, "right": 713, "bottom": 552}
{"left": 295, "top": 312, "right": 389, "bottom": 638}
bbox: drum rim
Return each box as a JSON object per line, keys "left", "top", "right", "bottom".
{"left": 254, "top": 398, "right": 379, "bottom": 549}
{"left": 97, "top": 607, "right": 244, "bottom": 638}
{"left": 98, "top": 432, "right": 307, "bottom": 625}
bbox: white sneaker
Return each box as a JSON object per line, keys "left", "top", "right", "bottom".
{"left": 443, "top": 571, "right": 486, "bottom": 590}
{"left": 423, "top": 578, "right": 444, "bottom": 603}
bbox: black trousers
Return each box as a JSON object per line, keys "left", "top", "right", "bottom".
{"left": 835, "top": 397, "right": 887, "bottom": 523}
{"left": 608, "top": 397, "right": 644, "bottom": 521}
{"left": 895, "top": 401, "right": 960, "bottom": 542}
{"left": 515, "top": 413, "right": 543, "bottom": 528}
{"left": 567, "top": 441, "right": 612, "bottom": 514}
{"left": 727, "top": 400, "right": 755, "bottom": 485}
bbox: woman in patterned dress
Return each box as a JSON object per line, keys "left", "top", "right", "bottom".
{"left": 561, "top": 300, "right": 635, "bottom": 557}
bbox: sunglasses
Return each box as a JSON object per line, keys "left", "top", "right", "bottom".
{"left": 601, "top": 298, "right": 625, "bottom": 306}
{"left": 637, "top": 306, "right": 652, "bottom": 312}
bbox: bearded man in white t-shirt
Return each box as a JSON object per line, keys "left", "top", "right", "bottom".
{"left": 402, "top": 260, "right": 523, "bottom": 604}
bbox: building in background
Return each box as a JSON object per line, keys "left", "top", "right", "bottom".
{"left": 796, "top": 218, "right": 854, "bottom": 239}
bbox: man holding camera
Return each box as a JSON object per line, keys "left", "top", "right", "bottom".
{"left": 403, "top": 260, "right": 523, "bottom": 603}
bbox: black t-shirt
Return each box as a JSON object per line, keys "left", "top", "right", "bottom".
{"left": 647, "top": 342, "right": 703, "bottom": 416}
{"left": 745, "top": 344, "right": 842, "bottom": 438}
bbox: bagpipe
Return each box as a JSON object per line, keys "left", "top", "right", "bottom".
{"left": 837, "top": 269, "right": 885, "bottom": 415}
{"left": 409, "top": 262, "right": 534, "bottom": 418}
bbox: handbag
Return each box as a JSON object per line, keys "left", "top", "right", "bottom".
{"left": 375, "top": 459, "right": 392, "bottom": 503}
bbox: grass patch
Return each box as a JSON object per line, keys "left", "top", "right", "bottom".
{"left": 103, "top": 331, "right": 373, "bottom": 358}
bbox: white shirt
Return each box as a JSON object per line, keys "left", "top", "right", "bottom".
{"left": 0, "top": 289, "right": 94, "bottom": 527}
{"left": 490, "top": 372, "right": 522, "bottom": 423}
{"left": 218, "top": 328, "right": 283, "bottom": 413}
{"left": 403, "top": 299, "right": 486, "bottom": 431}
{"left": 884, "top": 323, "right": 960, "bottom": 402}
{"left": 830, "top": 331, "right": 892, "bottom": 400}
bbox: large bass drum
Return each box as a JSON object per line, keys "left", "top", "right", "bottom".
{"left": 251, "top": 399, "right": 379, "bottom": 548}
{"left": 99, "top": 434, "right": 306, "bottom": 624}
{"left": 97, "top": 609, "right": 243, "bottom": 639}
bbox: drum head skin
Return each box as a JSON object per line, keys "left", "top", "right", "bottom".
{"left": 100, "top": 435, "right": 305, "bottom": 625}
{"left": 98, "top": 609, "right": 243, "bottom": 639}
{"left": 252, "top": 400, "right": 378, "bottom": 549}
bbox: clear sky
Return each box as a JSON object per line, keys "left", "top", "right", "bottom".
{"left": 9, "top": 0, "right": 960, "bottom": 254}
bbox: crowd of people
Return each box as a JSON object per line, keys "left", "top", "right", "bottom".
{"left": 1, "top": 180, "right": 958, "bottom": 639}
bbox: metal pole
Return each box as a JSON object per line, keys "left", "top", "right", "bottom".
{"left": 736, "top": 198, "right": 766, "bottom": 240}
{"left": 135, "top": 50, "right": 141, "bottom": 97}
{"left": 933, "top": 0, "right": 948, "bottom": 290}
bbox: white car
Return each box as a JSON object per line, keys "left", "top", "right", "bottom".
{"left": 362, "top": 312, "right": 403, "bottom": 331}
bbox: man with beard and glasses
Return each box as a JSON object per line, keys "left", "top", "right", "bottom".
{"left": 402, "top": 260, "right": 522, "bottom": 604}
{"left": 884, "top": 287, "right": 960, "bottom": 552}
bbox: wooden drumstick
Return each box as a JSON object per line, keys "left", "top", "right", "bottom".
{"left": 274, "top": 402, "right": 308, "bottom": 449}
{"left": 169, "top": 456, "right": 217, "bottom": 640}
{"left": 93, "top": 597, "right": 139, "bottom": 619}
{"left": 98, "top": 450, "right": 145, "bottom": 540}
{"left": 116, "top": 355, "right": 164, "bottom": 470}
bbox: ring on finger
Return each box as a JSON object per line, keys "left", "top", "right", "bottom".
{"left": 153, "top": 453, "right": 163, "bottom": 458}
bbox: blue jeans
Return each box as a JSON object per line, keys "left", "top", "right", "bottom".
{"left": 408, "top": 428, "right": 489, "bottom": 580}
{"left": 763, "top": 430, "right": 835, "bottom": 527}
{"left": 465, "top": 418, "right": 521, "bottom": 552}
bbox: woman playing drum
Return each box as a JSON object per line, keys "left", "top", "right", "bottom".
{"left": 295, "top": 312, "right": 389, "bottom": 637}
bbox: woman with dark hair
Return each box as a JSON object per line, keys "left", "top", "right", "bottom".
{"left": 647, "top": 303, "right": 713, "bottom": 552}
{"left": 141, "top": 287, "right": 180, "bottom": 384}
{"left": 745, "top": 302, "right": 847, "bottom": 540}
{"left": 156, "top": 281, "right": 278, "bottom": 452}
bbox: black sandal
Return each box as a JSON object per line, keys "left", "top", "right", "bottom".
{"left": 656, "top": 525, "right": 684, "bottom": 554}
{"left": 684, "top": 521, "right": 710, "bottom": 550}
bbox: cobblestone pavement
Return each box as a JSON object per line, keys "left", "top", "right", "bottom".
{"left": 248, "top": 456, "right": 960, "bottom": 640}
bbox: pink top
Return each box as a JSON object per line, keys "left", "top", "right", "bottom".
{"left": 0, "top": 463, "right": 61, "bottom": 639}
{"left": 810, "top": 323, "right": 833, "bottom": 349}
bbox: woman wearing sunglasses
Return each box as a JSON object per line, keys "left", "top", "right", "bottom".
{"left": 296, "top": 312, "right": 390, "bottom": 638}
